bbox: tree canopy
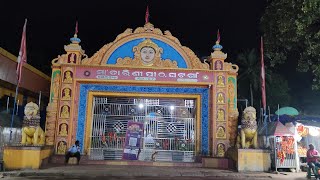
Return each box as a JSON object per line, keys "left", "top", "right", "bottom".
{"left": 261, "top": 0, "right": 320, "bottom": 89}
{"left": 236, "top": 48, "right": 291, "bottom": 112}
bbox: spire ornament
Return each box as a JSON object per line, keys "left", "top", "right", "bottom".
{"left": 70, "top": 21, "right": 81, "bottom": 44}
{"left": 145, "top": 6, "right": 150, "bottom": 24}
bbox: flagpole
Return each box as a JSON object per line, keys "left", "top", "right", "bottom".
{"left": 10, "top": 18, "right": 27, "bottom": 142}
{"left": 264, "top": 108, "right": 268, "bottom": 148}
{"left": 278, "top": 104, "right": 280, "bottom": 121}
{"left": 38, "top": 91, "right": 42, "bottom": 108}
{"left": 16, "top": 99, "right": 19, "bottom": 115}
{"left": 145, "top": 5, "right": 150, "bottom": 24}
{"left": 268, "top": 106, "right": 271, "bottom": 122}
{"left": 260, "top": 36, "right": 268, "bottom": 148}
{"left": 6, "top": 96, "right": 9, "bottom": 113}
{"left": 10, "top": 85, "right": 19, "bottom": 142}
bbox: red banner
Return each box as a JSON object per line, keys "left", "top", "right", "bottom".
{"left": 145, "top": 6, "right": 149, "bottom": 24}
{"left": 261, "top": 37, "right": 266, "bottom": 110}
{"left": 16, "top": 19, "right": 27, "bottom": 86}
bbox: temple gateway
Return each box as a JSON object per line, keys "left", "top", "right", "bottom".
{"left": 45, "top": 21, "right": 239, "bottom": 162}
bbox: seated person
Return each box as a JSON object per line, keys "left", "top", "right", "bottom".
{"left": 307, "top": 144, "right": 320, "bottom": 179}
{"left": 65, "top": 140, "right": 81, "bottom": 165}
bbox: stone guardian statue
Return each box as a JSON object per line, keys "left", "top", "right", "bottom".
{"left": 21, "top": 102, "right": 45, "bottom": 145}
{"left": 239, "top": 106, "right": 258, "bottom": 149}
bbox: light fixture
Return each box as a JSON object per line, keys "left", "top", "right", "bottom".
{"left": 170, "top": 105, "right": 175, "bottom": 110}
{"left": 309, "top": 127, "right": 319, "bottom": 137}
{"left": 138, "top": 103, "right": 144, "bottom": 109}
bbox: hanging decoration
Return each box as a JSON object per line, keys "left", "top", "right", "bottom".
{"left": 297, "top": 125, "right": 308, "bottom": 137}
{"left": 297, "top": 146, "right": 308, "bottom": 156}
{"left": 276, "top": 136, "right": 295, "bottom": 164}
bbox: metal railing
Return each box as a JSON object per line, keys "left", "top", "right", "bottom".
{"left": 0, "top": 127, "right": 22, "bottom": 159}
{"left": 89, "top": 97, "right": 196, "bottom": 162}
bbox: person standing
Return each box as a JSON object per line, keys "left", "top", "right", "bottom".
{"left": 65, "top": 140, "right": 81, "bottom": 165}
{"left": 307, "top": 144, "right": 320, "bottom": 179}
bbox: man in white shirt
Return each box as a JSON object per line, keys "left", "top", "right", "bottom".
{"left": 65, "top": 140, "right": 81, "bottom": 165}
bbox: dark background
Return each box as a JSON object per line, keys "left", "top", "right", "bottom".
{"left": 1, "top": 0, "right": 318, "bottom": 115}
{"left": 0, "top": 0, "right": 265, "bottom": 73}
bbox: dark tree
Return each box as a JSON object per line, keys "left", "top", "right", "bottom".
{"left": 261, "top": 0, "right": 320, "bottom": 89}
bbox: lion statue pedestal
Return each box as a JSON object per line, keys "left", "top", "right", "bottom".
{"left": 233, "top": 107, "right": 271, "bottom": 172}
{"left": 3, "top": 102, "right": 53, "bottom": 170}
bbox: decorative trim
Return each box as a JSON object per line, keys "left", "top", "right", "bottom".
{"left": 216, "top": 125, "right": 227, "bottom": 139}
{"left": 50, "top": 70, "right": 61, "bottom": 103}
{"left": 77, "top": 84, "right": 209, "bottom": 155}
{"left": 228, "top": 76, "right": 237, "bottom": 111}
{"left": 80, "top": 23, "right": 209, "bottom": 70}
{"left": 116, "top": 38, "right": 179, "bottom": 68}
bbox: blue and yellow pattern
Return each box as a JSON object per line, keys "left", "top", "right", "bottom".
{"left": 106, "top": 38, "right": 188, "bottom": 68}
{"left": 77, "top": 84, "right": 209, "bottom": 155}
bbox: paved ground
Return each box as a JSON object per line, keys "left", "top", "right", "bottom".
{"left": 0, "top": 165, "right": 310, "bottom": 180}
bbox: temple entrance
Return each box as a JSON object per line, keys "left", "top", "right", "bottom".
{"left": 89, "top": 96, "right": 197, "bottom": 162}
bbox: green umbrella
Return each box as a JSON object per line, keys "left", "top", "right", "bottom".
{"left": 275, "top": 107, "right": 299, "bottom": 116}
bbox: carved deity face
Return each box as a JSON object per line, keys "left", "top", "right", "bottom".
{"left": 215, "top": 61, "right": 222, "bottom": 70}
{"left": 217, "top": 127, "right": 225, "bottom": 137}
{"left": 61, "top": 124, "right": 67, "bottom": 131}
{"left": 140, "top": 47, "right": 155, "bottom": 65}
{"left": 64, "top": 89, "right": 70, "bottom": 95}
{"left": 62, "top": 106, "right": 68, "bottom": 112}
{"left": 218, "top": 143, "right": 224, "bottom": 149}
{"left": 66, "top": 71, "right": 71, "bottom": 78}
{"left": 54, "top": 73, "right": 61, "bottom": 81}
{"left": 59, "top": 141, "right": 64, "bottom": 146}
{"left": 228, "top": 82, "right": 234, "bottom": 88}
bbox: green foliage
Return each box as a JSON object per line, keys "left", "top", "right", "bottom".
{"left": 237, "top": 49, "right": 291, "bottom": 112}
{"left": 266, "top": 73, "right": 291, "bottom": 112}
{"left": 261, "top": 0, "right": 320, "bottom": 89}
{"left": 237, "top": 49, "right": 262, "bottom": 92}
{"left": 290, "top": 83, "right": 320, "bottom": 115}
{"left": 237, "top": 49, "right": 272, "bottom": 105}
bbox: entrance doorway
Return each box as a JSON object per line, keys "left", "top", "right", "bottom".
{"left": 89, "top": 96, "right": 197, "bottom": 162}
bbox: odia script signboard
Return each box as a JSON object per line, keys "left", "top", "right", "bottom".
{"left": 76, "top": 67, "right": 213, "bottom": 83}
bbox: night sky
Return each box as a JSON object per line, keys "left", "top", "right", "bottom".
{"left": 3, "top": 1, "right": 318, "bottom": 114}
{"left": 0, "top": 0, "right": 266, "bottom": 74}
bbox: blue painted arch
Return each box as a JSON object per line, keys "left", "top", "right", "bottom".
{"left": 105, "top": 38, "right": 188, "bottom": 68}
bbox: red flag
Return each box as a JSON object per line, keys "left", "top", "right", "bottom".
{"left": 75, "top": 21, "right": 78, "bottom": 35}
{"left": 216, "top": 29, "right": 220, "bottom": 43}
{"left": 260, "top": 37, "right": 266, "bottom": 110}
{"left": 16, "top": 19, "right": 27, "bottom": 86}
{"left": 145, "top": 6, "right": 149, "bottom": 24}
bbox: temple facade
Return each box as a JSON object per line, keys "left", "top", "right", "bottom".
{"left": 45, "top": 22, "right": 239, "bottom": 162}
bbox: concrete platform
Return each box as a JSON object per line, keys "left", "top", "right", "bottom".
{"left": 0, "top": 164, "right": 307, "bottom": 179}
{"left": 3, "top": 145, "right": 53, "bottom": 170}
{"left": 202, "top": 157, "right": 235, "bottom": 169}
{"left": 237, "top": 149, "right": 271, "bottom": 172}
{"left": 50, "top": 154, "right": 202, "bottom": 167}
